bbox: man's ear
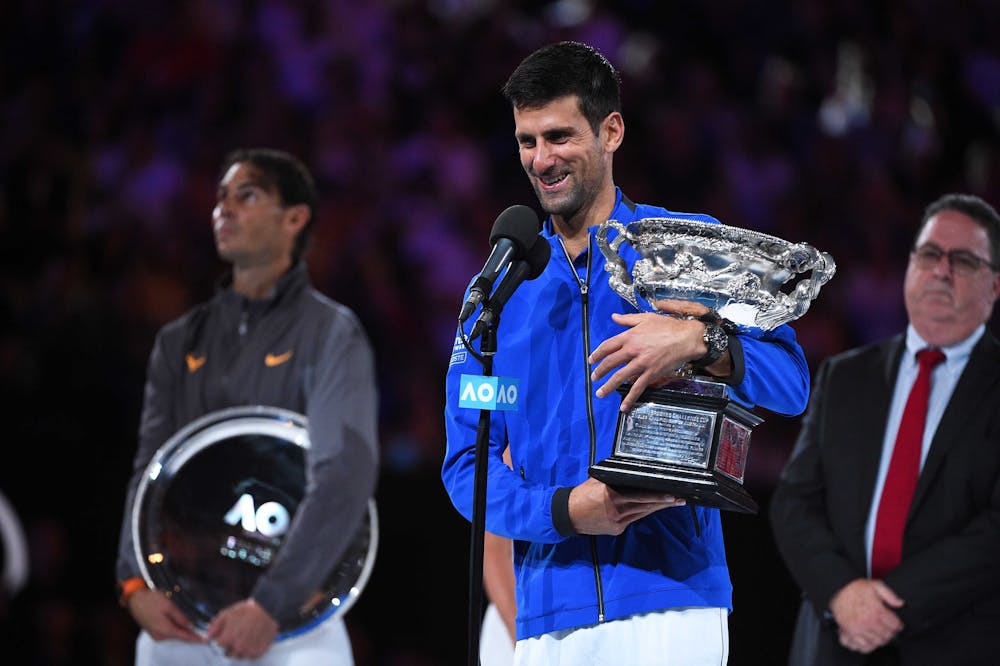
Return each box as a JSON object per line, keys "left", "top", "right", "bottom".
{"left": 283, "top": 203, "right": 311, "bottom": 235}
{"left": 601, "top": 111, "right": 624, "bottom": 153}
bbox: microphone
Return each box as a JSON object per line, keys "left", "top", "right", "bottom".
{"left": 469, "top": 236, "right": 551, "bottom": 340}
{"left": 458, "top": 205, "right": 541, "bottom": 322}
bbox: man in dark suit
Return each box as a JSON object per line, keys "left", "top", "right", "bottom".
{"left": 770, "top": 193, "right": 1000, "bottom": 666}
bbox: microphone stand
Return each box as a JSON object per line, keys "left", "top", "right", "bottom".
{"left": 458, "top": 318, "right": 497, "bottom": 666}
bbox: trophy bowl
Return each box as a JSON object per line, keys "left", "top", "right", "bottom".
{"left": 598, "top": 217, "right": 835, "bottom": 331}
{"left": 132, "top": 406, "right": 377, "bottom": 639}
{"left": 590, "top": 217, "right": 835, "bottom": 512}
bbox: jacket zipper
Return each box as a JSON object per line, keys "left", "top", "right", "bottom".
{"left": 557, "top": 235, "right": 606, "bottom": 624}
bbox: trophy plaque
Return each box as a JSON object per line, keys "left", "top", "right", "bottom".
{"left": 132, "top": 406, "right": 377, "bottom": 639}
{"left": 589, "top": 217, "right": 835, "bottom": 513}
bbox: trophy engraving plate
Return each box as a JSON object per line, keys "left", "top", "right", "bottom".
{"left": 615, "top": 403, "right": 715, "bottom": 469}
{"left": 590, "top": 218, "right": 835, "bottom": 512}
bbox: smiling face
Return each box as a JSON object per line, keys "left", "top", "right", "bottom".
{"left": 513, "top": 95, "right": 623, "bottom": 231}
{"left": 211, "top": 162, "right": 305, "bottom": 270}
{"left": 904, "top": 209, "right": 1000, "bottom": 346}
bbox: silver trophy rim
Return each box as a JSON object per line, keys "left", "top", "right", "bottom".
{"left": 620, "top": 216, "right": 796, "bottom": 250}
{"left": 131, "top": 405, "right": 378, "bottom": 640}
{"left": 597, "top": 216, "right": 836, "bottom": 330}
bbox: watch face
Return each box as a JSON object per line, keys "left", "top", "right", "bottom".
{"left": 706, "top": 324, "right": 728, "bottom": 351}
{"left": 132, "top": 406, "right": 377, "bottom": 639}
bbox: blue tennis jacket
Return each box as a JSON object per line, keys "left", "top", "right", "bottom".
{"left": 443, "top": 189, "right": 809, "bottom": 639}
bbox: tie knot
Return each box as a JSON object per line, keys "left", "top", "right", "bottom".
{"left": 916, "top": 347, "right": 945, "bottom": 370}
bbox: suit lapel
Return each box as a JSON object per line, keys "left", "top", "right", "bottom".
{"left": 910, "top": 333, "right": 1000, "bottom": 515}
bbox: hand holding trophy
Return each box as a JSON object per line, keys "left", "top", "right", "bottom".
{"left": 589, "top": 217, "right": 835, "bottom": 513}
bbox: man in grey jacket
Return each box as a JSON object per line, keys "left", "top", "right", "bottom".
{"left": 115, "top": 148, "right": 378, "bottom": 664}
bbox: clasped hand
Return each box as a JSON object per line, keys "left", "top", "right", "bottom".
{"left": 829, "top": 578, "right": 904, "bottom": 654}
{"left": 129, "top": 590, "right": 278, "bottom": 659}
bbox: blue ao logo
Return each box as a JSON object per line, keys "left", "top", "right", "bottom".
{"left": 459, "top": 374, "right": 519, "bottom": 411}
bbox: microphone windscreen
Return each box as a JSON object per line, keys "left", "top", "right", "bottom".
{"left": 488, "top": 205, "right": 541, "bottom": 255}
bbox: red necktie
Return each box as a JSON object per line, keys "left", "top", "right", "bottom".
{"left": 871, "top": 347, "right": 946, "bottom": 578}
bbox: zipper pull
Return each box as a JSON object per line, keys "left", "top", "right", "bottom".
{"left": 238, "top": 308, "right": 248, "bottom": 337}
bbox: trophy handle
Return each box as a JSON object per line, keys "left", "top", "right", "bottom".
{"left": 757, "top": 247, "right": 838, "bottom": 329}
{"left": 596, "top": 219, "right": 640, "bottom": 309}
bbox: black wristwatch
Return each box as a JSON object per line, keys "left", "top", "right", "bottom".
{"left": 692, "top": 322, "right": 729, "bottom": 368}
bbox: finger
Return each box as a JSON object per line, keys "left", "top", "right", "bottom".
{"left": 165, "top": 607, "right": 204, "bottom": 642}
{"left": 610, "top": 489, "right": 684, "bottom": 505}
{"left": 168, "top": 622, "right": 204, "bottom": 643}
{"left": 588, "top": 335, "right": 623, "bottom": 365}
{"left": 615, "top": 498, "right": 686, "bottom": 518}
{"left": 839, "top": 631, "right": 868, "bottom": 653}
{"left": 652, "top": 299, "right": 709, "bottom": 317}
{"left": 618, "top": 373, "right": 655, "bottom": 411}
{"left": 612, "top": 504, "right": 675, "bottom": 527}
{"left": 590, "top": 349, "right": 632, "bottom": 383}
{"left": 872, "top": 580, "right": 905, "bottom": 608}
{"left": 609, "top": 311, "right": 645, "bottom": 327}
{"left": 595, "top": 365, "right": 639, "bottom": 399}
{"left": 205, "top": 616, "right": 224, "bottom": 640}
{"left": 246, "top": 641, "right": 271, "bottom": 659}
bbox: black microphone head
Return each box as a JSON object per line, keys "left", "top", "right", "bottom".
{"left": 523, "top": 236, "right": 551, "bottom": 280}
{"left": 489, "top": 205, "right": 541, "bottom": 257}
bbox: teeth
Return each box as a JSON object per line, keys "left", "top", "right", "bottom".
{"left": 542, "top": 174, "right": 567, "bottom": 186}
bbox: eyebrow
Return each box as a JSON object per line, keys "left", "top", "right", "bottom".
{"left": 917, "top": 241, "right": 984, "bottom": 256}
{"left": 217, "top": 180, "right": 268, "bottom": 196}
{"left": 518, "top": 126, "right": 577, "bottom": 141}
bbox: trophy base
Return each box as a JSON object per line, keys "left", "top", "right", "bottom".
{"left": 589, "top": 457, "right": 758, "bottom": 513}
{"left": 588, "top": 379, "right": 763, "bottom": 514}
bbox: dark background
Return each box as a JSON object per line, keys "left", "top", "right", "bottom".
{"left": 2, "top": 1, "right": 999, "bottom": 664}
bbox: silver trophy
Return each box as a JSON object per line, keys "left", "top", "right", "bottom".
{"left": 132, "top": 406, "right": 377, "bottom": 638}
{"left": 589, "top": 217, "right": 835, "bottom": 512}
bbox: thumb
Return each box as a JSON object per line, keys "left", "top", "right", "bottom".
{"left": 610, "top": 311, "right": 643, "bottom": 326}
{"left": 872, "top": 580, "right": 905, "bottom": 608}
{"left": 206, "top": 613, "right": 224, "bottom": 639}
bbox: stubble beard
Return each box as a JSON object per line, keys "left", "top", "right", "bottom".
{"left": 532, "top": 174, "right": 598, "bottom": 230}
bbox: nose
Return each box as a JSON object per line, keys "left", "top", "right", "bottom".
{"left": 930, "top": 252, "right": 953, "bottom": 278}
{"left": 529, "top": 141, "right": 556, "bottom": 175}
{"left": 214, "top": 194, "right": 234, "bottom": 221}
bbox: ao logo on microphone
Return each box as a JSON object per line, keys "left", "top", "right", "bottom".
{"left": 223, "top": 493, "right": 291, "bottom": 538}
{"left": 459, "top": 374, "right": 519, "bottom": 411}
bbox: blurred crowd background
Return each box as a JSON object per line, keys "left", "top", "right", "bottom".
{"left": 2, "top": 0, "right": 999, "bottom": 663}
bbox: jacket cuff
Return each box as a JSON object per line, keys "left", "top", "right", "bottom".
{"left": 719, "top": 335, "right": 745, "bottom": 387}
{"left": 551, "top": 487, "right": 578, "bottom": 538}
{"left": 117, "top": 577, "right": 147, "bottom": 607}
{"left": 250, "top": 583, "right": 285, "bottom": 624}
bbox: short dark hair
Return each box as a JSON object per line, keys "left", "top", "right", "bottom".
{"left": 219, "top": 148, "right": 318, "bottom": 264}
{"left": 502, "top": 41, "right": 622, "bottom": 134}
{"left": 919, "top": 193, "right": 1000, "bottom": 268}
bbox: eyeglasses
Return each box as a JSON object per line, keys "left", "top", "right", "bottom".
{"left": 911, "top": 244, "right": 996, "bottom": 275}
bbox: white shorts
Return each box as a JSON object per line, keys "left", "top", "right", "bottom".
{"left": 514, "top": 607, "right": 729, "bottom": 666}
{"left": 135, "top": 617, "right": 353, "bottom": 666}
{"left": 480, "top": 602, "right": 515, "bottom": 666}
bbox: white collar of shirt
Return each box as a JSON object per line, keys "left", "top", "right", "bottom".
{"left": 903, "top": 323, "right": 983, "bottom": 370}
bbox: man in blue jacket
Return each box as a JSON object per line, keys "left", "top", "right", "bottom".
{"left": 443, "top": 41, "right": 809, "bottom": 664}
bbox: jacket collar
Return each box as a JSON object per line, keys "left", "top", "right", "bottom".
{"left": 217, "top": 260, "right": 310, "bottom": 309}
{"left": 541, "top": 187, "right": 632, "bottom": 237}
